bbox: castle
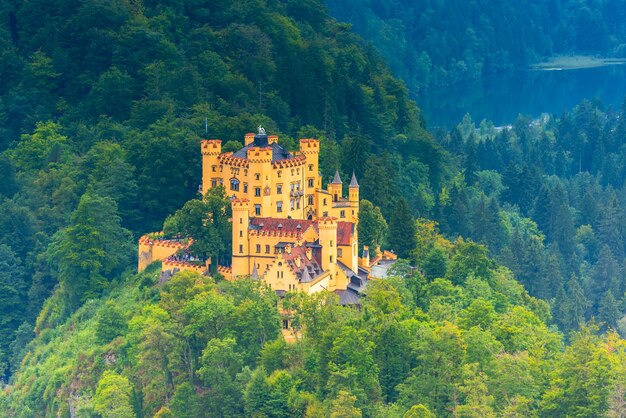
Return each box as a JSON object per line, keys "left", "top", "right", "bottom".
{"left": 138, "top": 128, "right": 392, "bottom": 305}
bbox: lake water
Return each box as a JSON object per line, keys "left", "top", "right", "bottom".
{"left": 417, "top": 64, "right": 626, "bottom": 129}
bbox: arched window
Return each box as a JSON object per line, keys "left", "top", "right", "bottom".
{"left": 230, "top": 178, "right": 240, "bottom": 191}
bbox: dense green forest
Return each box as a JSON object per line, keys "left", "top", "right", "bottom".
{"left": 3, "top": 0, "right": 626, "bottom": 416}
{"left": 326, "top": 0, "right": 626, "bottom": 90}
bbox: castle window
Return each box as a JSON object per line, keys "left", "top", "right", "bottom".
{"left": 239, "top": 245, "right": 243, "bottom": 253}
{"left": 291, "top": 199, "right": 295, "bottom": 210}
{"left": 230, "top": 178, "right": 240, "bottom": 191}
{"left": 323, "top": 198, "right": 327, "bottom": 206}
{"left": 277, "top": 201, "right": 283, "bottom": 212}
{"left": 255, "top": 173, "right": 260, "bottom": 180}
{"left": 297, "top": 168, "right": 300, "bottom": 174}
{"left": 211, "top": 179, "right": 217, "bottom": 187}
{"left": 219, "top": 165, "right": 223, "bottom": 172}
{"left": 290, "top": 183, "right": 294, "bottom": 191}
{"left": 239, "top": 231, "right": 243, "bottom": 237}
{"left": 338, "top": 248, "right": 343, "bottom": 257}
{"left": 278, "top": 170, "right": 282, "bottom": 177}
{"left": 330, "top": 255, "right": 333, "bottom": 263}
{"left": 265, "top": 245, "right": 270, "bottom": 253}
{"left": 330, "top": 240, "right": 333, "bottom": 247}
{"left": 256, "top": 244, "right": 261, "bottom": 253}
{"left": 255, "top": 204, "right": 261, "bottom": 216}
{"left": 282, "top": 319, "right": 289, "bottom": 330}
{"left": 309, "top": 164, "right": 313, "bottom": 171}
{"left": 340, "top": 210, "right": 345, "bottom": 218}
{"left": 323, "top": 211, "right": 328, "bottom": 216}
{"left": 296, "top": 200, "right": 300, "bottom": 209}
{"left": 291, "top": 169, "right": 294, "bottom": 175}
{"left": 239, "top": 217, "right": 242, "bottom": 224}
{"left": 334, "top": 194, "right": 338, "bottom": 202}
{"left": 277, "top": 184, "right": 282, "bottom": 194}
{"left": 296, "top": 181, "right": 300, "bottom": 190}
{"left": 308, "top": 178, "right": 314, "bottom": 187}
{"left": 244, "top": 183, "right": 248, "bottom": 193}
{"left": 308, "top": 195, "right": 314, "bottom": 205}
{"left": 212, "top": 165, "right": 217, "bottom": 172}
{"left": 255, "top": 187, "right": 261, "bottom": 197}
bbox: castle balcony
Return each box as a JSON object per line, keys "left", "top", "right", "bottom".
{"left": 290, "top": 190, "right": 304, "bottom": 198}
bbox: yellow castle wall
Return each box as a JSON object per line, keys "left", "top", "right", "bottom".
{"left": 138, "top": 236, "right": 188, "bottom": 272}
{"left": 202, "top": 136, "right": 321, "bottom": 220}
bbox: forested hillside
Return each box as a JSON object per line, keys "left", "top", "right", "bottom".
{"left": 432, "top": 102, "right": 626, "bottom": 337}
{"left": 0, "top": 0, "right": 438, "bottom": 381}
{"left": 326, "top": 0, "right": 626, "bottom": 90}
{"left": 3, "top": 0, "right": 626, "bottom": 416}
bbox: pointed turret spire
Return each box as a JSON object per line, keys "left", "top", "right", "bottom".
{"left": 330, "top": 170, "right": 342, "bottom": 184}
{"left": 250, "top": 263, "right": 259, "bottom": 280}
{"left": 349, "top": 171, "right": 359, "bottom": 188}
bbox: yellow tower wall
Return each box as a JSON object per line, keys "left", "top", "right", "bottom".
{"left": 318, "top": 217, "right": 338, "bottom": 289}
{"left": 201, "top": 139, "right": 222, "bottom": 195}
{"left": 300, "top": 139, "right": 320, "bottom": 218}
{"left": 231, "top": 198, "right": 251, "bottom": 277}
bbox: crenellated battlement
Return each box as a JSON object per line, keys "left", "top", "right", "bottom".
{"left": 232, "top": 198, "right": 250, "bottom": 209}
{"left": 218, "top": 153, "right": 250, "bottom": 167}
{"left": 272, "top": 154, "right": 306, "bottom": 168}
{"left": 247, "top": 147, "right": 273, "bottom": 163}
{"left": 201, "top": 139, "right": 222, "bottom": 155}
{"left": 317, "top": 217, "right": 338, "bottom": 227}
{"left": 138, "top": 234, "right": 191, "bottom": 249}
{"left": 299, "top": 138, "right": 320, "bottom": 153}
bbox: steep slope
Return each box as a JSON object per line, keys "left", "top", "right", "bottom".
{"left": 4, "top": 226, "right": 626, "bottom": 417}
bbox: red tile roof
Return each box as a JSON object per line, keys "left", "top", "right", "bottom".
{"left": 250, "top": 217, "right": 315, "bottom": 234}
{"left": 249, "top": 217, "right": 353, "bottom": 245}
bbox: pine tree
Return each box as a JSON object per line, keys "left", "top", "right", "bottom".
{"left": 598, "top": 290, "right": 621, "bottom": 331}
{"left": 388, "top": 198, "right": 417, "bottom": 259}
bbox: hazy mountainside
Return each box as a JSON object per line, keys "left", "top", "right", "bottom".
{"left": 326, "top": 0, "right": 626, "bottom": 91}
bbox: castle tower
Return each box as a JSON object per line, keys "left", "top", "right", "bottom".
{"left": 247, "top": 132, "right": 273, "bottom": 217}
{"left": 318, "top": 217, "right": 338, "bottom": 287}
{"left": 300, "top": 138, "right": 320, "bottom": 215}
{"left": 201, "top": 139, "right": 222, "bottom": 195}
{"left": 328, "top": 170, "right": 342, "bottom": 202}
{"left": 349, "top": 171, "right": 360, "bottom": 222}
{"left": 232, "top": 198, "right": 251, "bottom": 277}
